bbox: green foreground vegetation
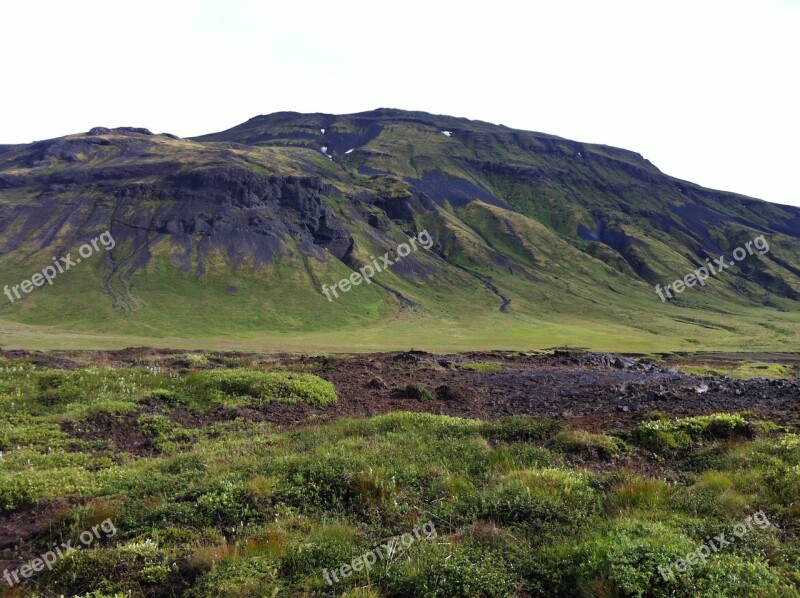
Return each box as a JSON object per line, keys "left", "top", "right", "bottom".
{"left": 1, "top": 359, "right": 799, "bottom": 597}
{"left": 676, "top": 361, "right": 797, "bottom": 380}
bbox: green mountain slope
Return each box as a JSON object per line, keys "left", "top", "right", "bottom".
{"left": 0, "top": 110, "right": 798, "bottom": 351}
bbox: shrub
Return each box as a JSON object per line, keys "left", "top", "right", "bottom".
{"left": 606, "top": 476, "right": 672, "bottom": 514}
{"left": 666, "top": 414, "right": 753, "bottom": 440}
{"left": 630, "top": 414, "right": 754, "bottom": 452}
{"left": 8, "top": 361, "right": 800, "bottom": 597}
{"left": 488, "top": 444, "right": 556, "bottom": 473}
{"left": 0, "top": 414, "right": 69, "bottom": 450}
{"left": 753, "top": 464, "right": 800, "bottom": 522}
{"left": 341, "top": 589, "right": 380, "bottom": 598}
{"left": 548, "top": 430, "right": 630, "bottom": 460}
{"left": 29, "top": 367, "right": 169, "bottom": 412}
{"left": 397, "top": 384, "right": 434, "bottom": 401}
{"left": 281, "top": 523, "right": 362, "bottom": 584}
{"left": 475, "top": 468, "right": 600, "bottom": 533}
{"left": 381, "top": 541, "right": 517, "bottom": 597}
{"left": 137, "top": 414, "right": 174, "bottom": 438}
{"left": 459, "top": 361, "right": 508, "bottom": 372}
{"left": 36, "top": 371, "right": 83, "bottom": 406}
{"left": 0, "top": 472, "right": 45, "bottom": 511}
{"left": 137, "top": 414, "right": 194, "bottom": 453}
{"left": 186, "top": 556, "right": 282, "bottom": 597}
{"left": 724, "top": 434, "right": 800, "bottom": 469}
{"left": 186, "top": 542, "right": 237, "bottom": 570}
{"left": 275, "top": 456, "right": 358, "bottom": 512}
{"left": 354, "top": 467, "right": 397, "bottom": 508}
{"left": 46, "top": 540, "right": 175, "bottom": 595}
{"left": 480, "top": 416, "right": 564, "bottom": 444}
{"left": 147, "top": 388, "right": 182, "bottom": 406}
{"left": 245, "top": 475, "right": 278, "bottom": 501}
{"left": 427, "top": 470, "right": 476, "bottom": 501}
{"left": 524, "top": 517, "right": 796, "bottom": 597}
{"left": 0, "top": 468, "right": 97, "bottom": 512}
{"left": 679, "top": 445, "right": 731, "bottom": 472}
{"left": 186, "top": 369, "right": 337, "bottom": 406}
{"left": 196, "top": 481, "right": 265, "bottom": 526}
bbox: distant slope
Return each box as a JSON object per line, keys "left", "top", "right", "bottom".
{"left": 0, "top": 110, "right": 798, "bottom": 351}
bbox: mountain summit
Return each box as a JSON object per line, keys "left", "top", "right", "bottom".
{"left": 0, "top": 109, "right": 798, "bottom": 350}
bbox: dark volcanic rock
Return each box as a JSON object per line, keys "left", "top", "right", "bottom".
{"left": 2, "top": 156, "right": 354, "bottom": 273}
{"left": 114, "top": 127, "right": 153, "bottom": 135}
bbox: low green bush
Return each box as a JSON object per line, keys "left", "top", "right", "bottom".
{"left": 137, "top": 414, "right": 174, "bottom": 438}
{"left": 480, "top": 416, "right": 564, "bottom": 444}
{"left": 605, "top": 476, "right": 672, "bottom": 514}
{"left": 548, "top": 430, "right": 630, "bottom": 460}
{"left": 281, "top": 522, "right": 363, "bottom": 586}
{"left": 275, "top": 456, "right": 358, "bottom": 513}
{"left": 459, "top": 361, "right": 508, "bottom": 372}
{"left": 196, "top": 480, "right": 267, "bottom": 527}
{"left": 146, "top": 388, "right": 183, "bottom": 406}
{"left": 400, "top": 383, "right": 434, "bottom": 401}
{"left": 380, "top": 541, "right": 517, "bottom": 597}
{"left": 0, "top": 414, "right": 69, "bottom": 450}
{"left": 187, "top": 556, "right": 282, "bottom": 597}
{"left": 630, "top": 413, "right": 754, "bottom": 452}
{"left": 671, "top": 472, "right": 751, "bottom": 519}
{"left": 474, "top": 468, "right": 600, "bottom": 533}
{"left": 46, "top": 539, "right": 176, "bottom": 595}
{"left": 488, "top": 443, "right": 556, "bottom": 472}
{"left": 36, "top": 373, "right": 84, "bottom": 405}
{"left": 525, "top": 517, "right": 796, "bottom": 597}
{"left": 136, "top": 414, "right": 195, "bottom": 453}
{"left": 186, "top": 369, "right": 338, "bottom": 407}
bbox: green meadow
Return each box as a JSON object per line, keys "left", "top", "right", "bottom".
{"left": 0, "top": 359, "right": 799, "bottom": 596}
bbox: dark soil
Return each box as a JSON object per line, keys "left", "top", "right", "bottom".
{"left": 4, "top": 348, "right": 798, "bottom": 437}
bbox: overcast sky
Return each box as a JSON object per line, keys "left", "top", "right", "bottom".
{"left": 2, "top": 0, "right": 798, "bottom": 206}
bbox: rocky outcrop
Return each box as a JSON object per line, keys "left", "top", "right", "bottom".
{"left": 0, "top": 159, "right": 354, "bottom": 273}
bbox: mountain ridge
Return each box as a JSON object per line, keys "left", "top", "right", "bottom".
{"left": 0, "top": 109, "right": 798, "bottom": 351}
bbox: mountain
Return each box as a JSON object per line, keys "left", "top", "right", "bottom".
{"left": 0, "top": 109, "right": 798, "bottom": 351}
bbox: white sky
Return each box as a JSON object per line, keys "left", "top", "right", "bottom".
{"left": 2, "top": 0, "right": 799, "bottom": 206}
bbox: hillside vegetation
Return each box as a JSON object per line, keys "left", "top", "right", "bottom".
{"left": 0, "top": 110, "right": 798, "bottom": 351}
